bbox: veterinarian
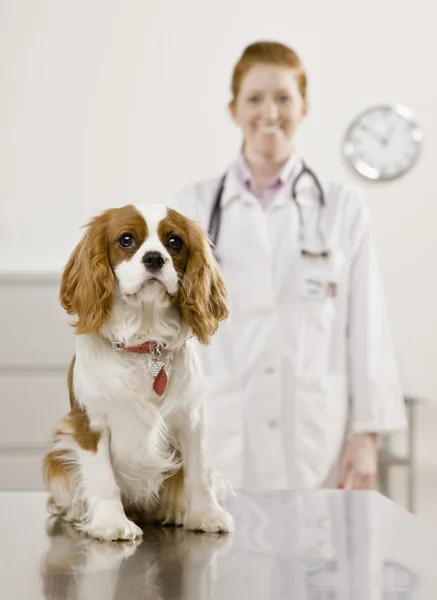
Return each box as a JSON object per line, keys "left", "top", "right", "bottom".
{"left": 174, "top": 41, "right": 407, "bottom": 490}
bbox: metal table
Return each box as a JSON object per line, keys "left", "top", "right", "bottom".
{"left": 0, "top": 490, "right": 435, "bottom": 599}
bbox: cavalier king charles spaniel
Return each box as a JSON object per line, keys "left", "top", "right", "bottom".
{"left": 43, "top": 204, "right": 233, "bottom": 541}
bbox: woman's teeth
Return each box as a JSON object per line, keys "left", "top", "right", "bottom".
{"left": 259, "top": 125, "right": 280, "bottom": 133}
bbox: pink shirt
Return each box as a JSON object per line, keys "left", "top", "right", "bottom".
{"left": 236, "top": 153, "right": 298, "bottom": 209}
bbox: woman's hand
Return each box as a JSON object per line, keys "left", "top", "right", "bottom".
{"left": 337, "top": 433, "right": 378, "bottom": 490}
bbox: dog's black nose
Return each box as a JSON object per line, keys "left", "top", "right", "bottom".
{"left": 142, "top": 251, "right": 165, "bottom": 271}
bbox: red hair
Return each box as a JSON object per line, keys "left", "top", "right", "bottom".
{"left": 231, "top": 41, "right": 307, "bottom": 103}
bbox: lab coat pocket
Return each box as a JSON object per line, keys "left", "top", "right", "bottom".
{"left": 295, "top": 258, "right": 342, "bottom": 374}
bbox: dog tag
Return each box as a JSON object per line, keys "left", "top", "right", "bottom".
{"left": 148, "top": 359, "right": 165, "bottom": 377}
{"left": 153, "top": 369, "right": 168, "bottom": 396}
{"left": 148, "top": 345, "right": 168, "bottom": 396}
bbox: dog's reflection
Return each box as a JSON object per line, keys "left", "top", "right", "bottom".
{"left": 42, "top": 517, "right": 233, "bottom": 600}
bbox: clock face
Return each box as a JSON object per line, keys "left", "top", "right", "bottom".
{"left": 343, "top": 105, "right": 423, "bottom": 180}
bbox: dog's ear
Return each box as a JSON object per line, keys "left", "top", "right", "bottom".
{"left": 178, "top": 220, "right": 229, "bottom": 345}
{"left": 60, "top": 212, "right": 114, "bottom": 334}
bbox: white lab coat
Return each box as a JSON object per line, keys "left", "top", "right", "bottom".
{"left": 174, "top": 157, "right": 407, "bottom": 490}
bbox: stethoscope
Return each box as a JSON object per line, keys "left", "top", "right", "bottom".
{"left": 208, "top": 161, "right": 330, "bottom": 263}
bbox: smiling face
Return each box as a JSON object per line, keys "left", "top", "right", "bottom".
{"left": 230, "top": 63, "right": 307, "bottom": 160}
{"left": 60, "top": 205, "right": 229, "bottom": 344}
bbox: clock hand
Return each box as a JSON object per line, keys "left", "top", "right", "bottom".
{"left": 361, "top": 123, "right": 384, "bottom": 143}
{"left": 381, "top": 123, "right": 398, "bottom": 145}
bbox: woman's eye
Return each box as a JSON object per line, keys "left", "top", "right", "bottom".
{"left": 279, "top": 95, "right": 291, "bottom": 103}
{"left": 168, "top": 235, "right": 183, "bottom": 251}
{"left": 118, "top": 234, "right": 136, "bottom": 249}
{"left": 248, "top": 96, "right": 261, "bottom": 104}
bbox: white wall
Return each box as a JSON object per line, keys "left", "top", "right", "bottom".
{"left": 0, "top": 0, "right": 436, "bottom": 402}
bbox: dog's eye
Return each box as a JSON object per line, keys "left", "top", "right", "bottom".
{"left": 168, "top": 235, "right": 183, "bottom": 251}
{"left": 118, "top": 234, "right": 136, "bottom": 249}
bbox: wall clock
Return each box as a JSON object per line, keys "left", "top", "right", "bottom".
{"left": 343, "top": 105, "right": 423, "bottom": 180}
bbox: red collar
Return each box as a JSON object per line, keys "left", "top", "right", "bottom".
{"left": 111, "top": 340, "right": 164, "bottom": 354}
{"left": 111, "top": 340, "right": 168, "bottom": 396}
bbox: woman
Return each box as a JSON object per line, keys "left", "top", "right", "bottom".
{"left": 175, "top": 41, "right": 407, "bottom": 491}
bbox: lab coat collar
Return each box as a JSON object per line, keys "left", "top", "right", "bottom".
{"left": 219, "top": 161, "right": 249, "bottom": 208}
{"left": 220, "top": 156, "right": 322, "bottom": 211}
{"left": 271, "top": 157, "right": 322, "bottom": 210}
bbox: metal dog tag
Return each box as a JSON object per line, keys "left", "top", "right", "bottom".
{"left": 148, "top": 346, "right": 165, "bottom": 377}
{"left": 148, "top": 359, "right": 165, "bottom": 377}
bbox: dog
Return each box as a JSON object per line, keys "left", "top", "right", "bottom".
{"left": 43, "top": 204, "right": 234, "bottom": 541}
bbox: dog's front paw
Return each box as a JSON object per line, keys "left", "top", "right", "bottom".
{"left": 185, "top": 505, "right": 234, "bottom": 533}
{"left": 85, "top": 516, "right": 143, "bottom": 542}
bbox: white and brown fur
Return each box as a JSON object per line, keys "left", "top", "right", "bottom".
{"left": 43, "top": 204, "right": 233, "bottom": 541}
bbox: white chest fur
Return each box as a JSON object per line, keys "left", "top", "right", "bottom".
{"left": 73, "top": 334, "right": 202, "bottom": 505}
